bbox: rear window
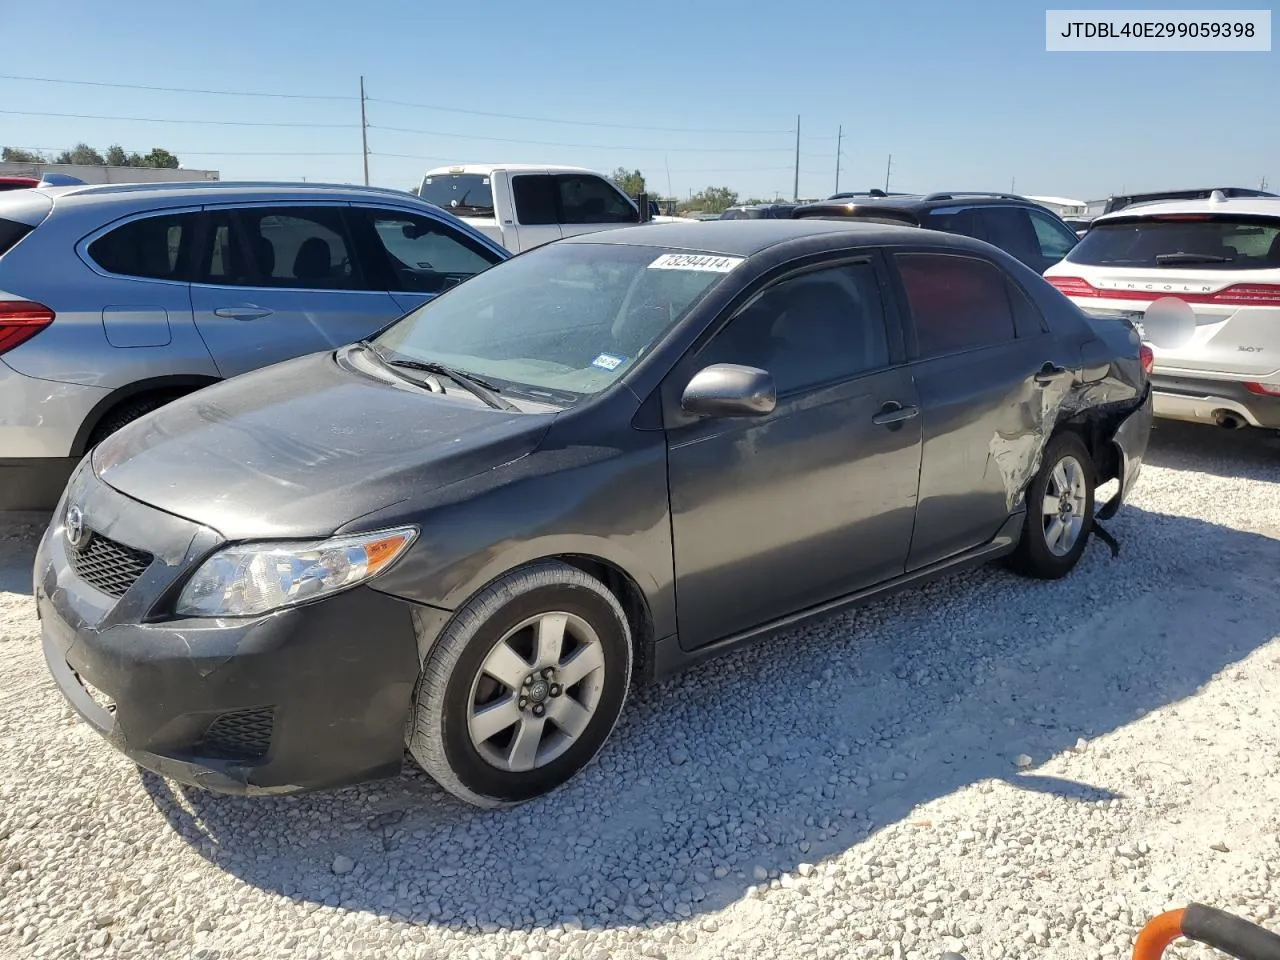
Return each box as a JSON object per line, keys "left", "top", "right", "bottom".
{"left": 1067, "top": 215, "right": 1280, "bottom": 269}
{"left": 418, "top": 173, "right": 494, "bottom": 217}
{"left": 88, "top": 213, "right": 197, "bottom": 280}
{"left": 0, "top": 218, "right": 32, "bottom": 257}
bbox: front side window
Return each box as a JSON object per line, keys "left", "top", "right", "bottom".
{"left": 698, "top": 262, "right": 891, "bottom": 395}
{"left": 1066, "top": 215, "right": 1280, "bottom": 269}
{"left": 895, "top": 253, "right": 1017, "bottom": 357}
{"left": 358, "top": 210, "right": 503, "bottom": 294}
{"left": 418, "top": 173, "right": 495, "bottom": 217}
{"left": 1028, "top": 208, "right": 1078, "bottom": 262}
{"left": 374, "top": 243, "right": 734, "bottom": 400}
{"left": 89, "top": 212, "right": 196, "bottom": 280}
{"left": 556, "top": 175, "right": 638, "bottom": 225}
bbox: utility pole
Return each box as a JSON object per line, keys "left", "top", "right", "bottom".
{"left": 1011, "top": 176, "right": 1016, "bottom": 193}
{"left": 884, "top": 153, "right": 893, "bottom": 192}
{"left": 834, "top": 125, "right": 843, "bottom": 195}
{"left": 359, "top": 75, "right": 370, "bottom": 187}
{"left": 1262, "top": 175, "right": 1269, "bottom": 191}
{"left": 793, "top": 114, "right": 801, "bottom": 201}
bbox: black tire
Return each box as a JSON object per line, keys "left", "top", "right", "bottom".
{"left": 407, "top": 561, "right": 632, "bottom": 808}
{"left": 1007, "top": 432, "right": 1095, "bottom": 580}
{"left": 87, "top": 393, "right": 180, "bottom": 448}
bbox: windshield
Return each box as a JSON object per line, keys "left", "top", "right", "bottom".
{"left": 373, "top": 242, "right": 739, "bottom": 400}
{"left": 1066, "top": 215, "right": 1280, "bottom": 269}
{"left": 418, "top": 173, "right": 495, "bottom": 216}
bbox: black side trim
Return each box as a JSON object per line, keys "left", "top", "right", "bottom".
{"left": 71, "top": 374, "right": 219, "bottom": 455}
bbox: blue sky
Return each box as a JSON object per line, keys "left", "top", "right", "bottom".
{"left": 1, "top": 0, "right": 1274, "bottom": 202}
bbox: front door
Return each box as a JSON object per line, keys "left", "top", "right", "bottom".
{"left": 665, "top": 258, "right": 923, "bottom": 648}
{"left": 189, "top": 205, "right": 401, "bottom": 378}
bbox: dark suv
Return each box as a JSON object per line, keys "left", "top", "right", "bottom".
{"left": 793, "top": 191, "right": 1080, "bottom": 274}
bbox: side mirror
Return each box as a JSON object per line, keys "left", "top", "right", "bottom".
{"left": 681, "top": 363, "right": 776, "bottom": 418}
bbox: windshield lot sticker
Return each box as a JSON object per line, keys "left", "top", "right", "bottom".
{"left": 648, "top": 253, "right": 744, "bottom": 272}
{"left": 591, "top": 353, "right": 625, "bottom": 371}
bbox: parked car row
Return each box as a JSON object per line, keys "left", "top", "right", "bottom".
{"left": 30, "top": 216, "right": 1153, "bottom": 807}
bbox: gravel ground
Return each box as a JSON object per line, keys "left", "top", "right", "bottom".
{"left": 1, "top": 420, "right": 1278, "bottom": 960}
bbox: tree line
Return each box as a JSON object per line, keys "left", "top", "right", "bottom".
{"left": 2, "top": 143, "right": 180, "bottom": 169}
{"left": 610, "top": 167, "right": 775, "bottom": 215}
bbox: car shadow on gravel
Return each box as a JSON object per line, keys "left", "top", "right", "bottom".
{"left": 141, "top": 504, "right": 1280, "bottom": 933}
{"left": 1145, "top": 419, "right": 1280, "bottom": 482}
{"left": 0, "top": 511, "right": 49, "bottom": 594}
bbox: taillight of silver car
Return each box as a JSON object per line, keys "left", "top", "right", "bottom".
{"left": 0, "top": 300, "right": 54, "bottom": 355}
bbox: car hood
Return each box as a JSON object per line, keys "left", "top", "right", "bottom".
{"left": 92, "top": 350, "right": 554, "bottom": 540}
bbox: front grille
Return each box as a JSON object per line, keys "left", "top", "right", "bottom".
{"left": 70, "top": 533, "right": 152, "bottom": 598}
{"left": 198, "top": 708, "right": 275, "bottom": 762}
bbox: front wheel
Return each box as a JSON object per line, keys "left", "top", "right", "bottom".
{"left": 1007, "top": 432, "right": 1095, "bottom": 579}
{"left": 407, "top": 562, "right": 632, "bottom": 808}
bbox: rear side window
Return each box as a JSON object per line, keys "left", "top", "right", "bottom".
{"left": 976, "top": 207, "right": 1041, "bottom": 266}
{"left": 197, "top": 207, "right": 363, "bottom": 290}
{"left": 512, "top": 175, "right": 557, "bottom": 225}
{"left": 88, "top": 213, "right": 197, "bottom": 280}
{"left": 895, "top": 253, "right": 1017, "bottom": 357}
{"left": 0, "top": 218, "right": 32, "bottom": 258}
{"left": 1066, "top": 215, "right": 1280, "bottom": 270}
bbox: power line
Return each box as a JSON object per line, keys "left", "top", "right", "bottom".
{"left": 369, "top": 124, "right": 792, "bottom": 153}
{"left": 12, "top": 147, "right": 359, "bottom": 157}
{"left": 0, "top": 73, "right": 356, "bottom": 101}
{"left": 371, "top": 96, "right": 789, "bottom": 135}
{"left": 0, "top": 108, "right": 357, "bottom": 128}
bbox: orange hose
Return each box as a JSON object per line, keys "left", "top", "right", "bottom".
{"left": 1133, "top": 909, "right": 1187, "bottom": 960}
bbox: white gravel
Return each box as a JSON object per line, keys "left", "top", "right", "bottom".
{"left": 2, "top": 420, "right": 1278, "bottom": 960}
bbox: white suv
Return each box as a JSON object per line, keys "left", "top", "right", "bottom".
{"left": 1044, "top": 193, "right": 1280, "bottom": 431}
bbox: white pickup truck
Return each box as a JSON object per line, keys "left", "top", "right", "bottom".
{"left": 416, "top": 163, "right": 682, "bottom": 253}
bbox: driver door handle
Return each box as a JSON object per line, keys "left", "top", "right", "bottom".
{"left": 1034, "top": 361, "right": 1068, "bottom": 386}
{"left": 872, "top": 401, "right": 920, "bottom": 425}
{"left": 213, "top": 306, "right": 273, "bottom": 321}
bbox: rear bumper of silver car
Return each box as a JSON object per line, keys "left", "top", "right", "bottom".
{"left": 1151, "top": 374, "right": 1280, "bottom": 430}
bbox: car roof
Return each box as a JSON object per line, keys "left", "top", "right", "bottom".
{"left": 421, "top": 163, "right": 599, "bottom": 176}
{"left": 795, "top": 192, "right": 1046, "bottom": 218}
{"left": 560, "top": 218, "right": 967, "bottom": 257}
{"left": 1094, "top": 195, "right": 1280, "bottom": 222}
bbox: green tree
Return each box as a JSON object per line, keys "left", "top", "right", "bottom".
{"left": 105, "top": 145, "right": 129, "bottom": 166}
{"left": 139, "top": 147, "right": 180, "bottom": 169}
{"left": 2, "top": 147, "right": 46, "bottom": 163}
{"left": 679, "top": 185, "right": 739, "bottom": 215}
{"left": 610, "top": 167, "right": 649, "bottom": 198}
{"left": 55, "top": 143, "right": 106, "bottom": 165}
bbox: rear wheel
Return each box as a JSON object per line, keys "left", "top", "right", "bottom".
{"left": 87, "top": 393, "right": 182, "bottom": 448}
{"left": 1007, "top": 432, "right": 1095, "bottom": 579}
{"left": 407, "top": 562, "right": 632, "bottom": 808}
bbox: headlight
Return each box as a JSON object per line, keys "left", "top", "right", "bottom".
{"left": 175, "top": 526, "right": 418, "bottom": 618}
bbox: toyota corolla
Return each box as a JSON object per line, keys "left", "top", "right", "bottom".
{"left": 35, "top": 220, "right": 1152, "bottom": 807}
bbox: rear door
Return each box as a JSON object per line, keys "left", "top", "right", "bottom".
{"left": 507, "top": 173, "right": 562, "bottom": 251}
{"left": 346, "top": 205, "right": 507, "bottom": 313}
{"left": 1053, "top": 213, "right": 1280, "bottom": 379}
{"left": 892, "top": 250, "right": 1077, "bottom": 570}
{"left": 189, "top": 204, "right": 401, "bottom": 378}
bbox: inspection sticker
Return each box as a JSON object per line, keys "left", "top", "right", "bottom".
{"left": 648, "top": 253, "right": 745, "bottom": 272}
{"left": 591, "top": 353, "right": 625, "bottom": 371}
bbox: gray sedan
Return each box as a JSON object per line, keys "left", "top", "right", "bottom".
{"left": 35, "top": 220, "right": 1152, "bottom": 807}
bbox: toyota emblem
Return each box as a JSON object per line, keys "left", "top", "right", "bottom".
{"left": 65, "top": 504, "right": 85, "bottom": 548}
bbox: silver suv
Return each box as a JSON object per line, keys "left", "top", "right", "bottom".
{"left": 0, "top": 181, "right": 509, "bottom": 508}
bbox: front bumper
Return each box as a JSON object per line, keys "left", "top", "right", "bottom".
{"left": 35, "top": 468, "right": 422, "bottom": 795}
{"left": 1151, "top": 373, "right": 1280, "bottom": 429}
{"left": 1098, "top": 387, "right": 1153, "bottom": 521}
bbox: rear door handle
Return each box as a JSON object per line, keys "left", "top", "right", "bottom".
{"left": 213, "top": 306, "right": 273, "bottom": 321}
{"left": 872, "top": 401, "right": 920, "bottom": 425}
{"left": 1034, "top": 362, "right": 1068, "bottom": 386}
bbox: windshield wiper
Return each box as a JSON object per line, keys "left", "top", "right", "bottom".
{"left": 1155, "top": 252, "right": 1232, "bottom": 265}
{"left": 364, "top": 345, "right": 517, "bottom": 411}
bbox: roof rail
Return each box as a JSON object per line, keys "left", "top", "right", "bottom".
{"left": 922, "top": 191, "right": 1027, "bottom": 202}
{"left": 58, "top": 180, "right": 415, "bottom": 199}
